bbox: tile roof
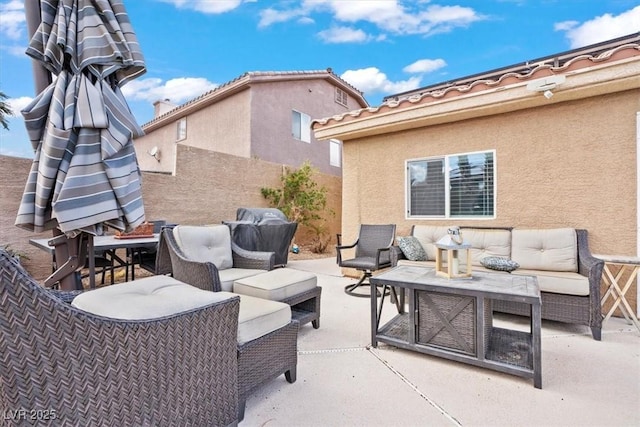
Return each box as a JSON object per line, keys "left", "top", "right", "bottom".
{"left": 142, "top": 69, "right": 367, "bottom": 130}
{"left": 313, "top": 33, "right": 640, "bottom": 129}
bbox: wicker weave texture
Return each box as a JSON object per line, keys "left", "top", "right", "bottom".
{"left": 0, "top": 250, "right": 240, "bottom": 426}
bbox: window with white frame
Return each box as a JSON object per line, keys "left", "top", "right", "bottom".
{"left": 292, "top": 110, "right": 311, "bottom": 142}
{"left": 177, "top": 118, "right": 187, "bottom": 141}
{"left": 406, "top": 150, "right": 495, "bottom": 218}
{"left": 329, "top": 139, "right": 341, "bottom": 167}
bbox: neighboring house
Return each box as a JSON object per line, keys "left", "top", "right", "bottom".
{"left": 134, "top": 69, "right": 368, "bottom": 176}
{"left": 313, "top": 34, "right": 640, "bottom": 310}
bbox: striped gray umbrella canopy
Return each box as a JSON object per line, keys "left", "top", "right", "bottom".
{"left": 15, "top": 0, "right": 146, "bottom": 237}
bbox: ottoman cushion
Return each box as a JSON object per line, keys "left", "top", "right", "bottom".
{"left": 235, "top": 293, "right": 291, "bottom": 345}
{"left": 233, "top": 268, "right": 317, "bottom": 301}
{"left": 71, "top": 275, "right": 231, "bottom": 320}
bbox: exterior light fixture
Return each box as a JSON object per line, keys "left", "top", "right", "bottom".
{"left": 526, "top": 75, "right": 566, "bottom": 100}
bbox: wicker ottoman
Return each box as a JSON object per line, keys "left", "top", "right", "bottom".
{"left": 233, "top": 268, "right": 322, "bottom": 329}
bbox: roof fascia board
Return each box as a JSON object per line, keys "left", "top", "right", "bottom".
{"left": 314, "top": 59, "right": 640, "bottom": 141}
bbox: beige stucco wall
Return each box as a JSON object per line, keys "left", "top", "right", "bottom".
{"left": 340, "top": 89, "right": 639, "bottom": 310}
{"left": 135, "top": 89, "right": 252, "bottom": 173}
{"left": 250, "top": 79, "right": 359, "bottom": 176}
{"left": 0, "top": 146, "right": 341, "bottom": 282}
{"left": 341, "top": 90, "right": 638, "bottom": 253}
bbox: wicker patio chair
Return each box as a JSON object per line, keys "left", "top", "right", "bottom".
{"left": 160, "top": 225, "right": 298, "bottom": 420}
{"left": 337, "top": 224, "right": 397, "bottom": 297}
{"left": 0, "top": 249, "right": 240, "bottom": 426}
{"left": 162, "top": 225, "right": 275, "bottom": 292}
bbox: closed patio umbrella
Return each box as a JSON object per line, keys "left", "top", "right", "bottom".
{"left": 16, "top": 0, "right": 146, "bottom": 289}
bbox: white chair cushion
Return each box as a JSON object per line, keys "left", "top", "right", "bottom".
{"left": 71, "top": 276, "right": 231, "bottom": 320}
{"left": 411, "top": 225, "right": 451, "bottom": 261}
{"left": 236, "top": 293, "right": 291, "bottom": 345}
{"left": 458, "top": 229, "right": 512, "bottom": 266}
{"left": 512, "top": 228, "right": 578, "bottom": 272}
{"left": 512, "top": 269, "right": 589, "bottom": 296}
{"left": 218, "top": 268, "right": 265, "bottom": 292}
{"left": 233, "top": 268, "right": 317, "bottom": 301}
{"left": 173, "top": 224, "right": 233, "bottom": 270}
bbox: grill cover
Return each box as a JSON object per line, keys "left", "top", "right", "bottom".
{"left": 225, "top": 208, "right": 297, "bottom": 266}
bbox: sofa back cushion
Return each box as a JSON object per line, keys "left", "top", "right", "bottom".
{"left": 411, "top": 225, "right": 451, "bottom": 261}
{"left": 511, "top": 228, "right": 578, "bottom": 272}
{"left": 173, "top": 225, "right": 234, "bottom": 270}
{"left": 459, "top": 228, "right": 512, "bottom": 266}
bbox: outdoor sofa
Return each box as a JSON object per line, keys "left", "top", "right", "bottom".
{"left": 391, "top": 226, "right": 604, "bottom": 340}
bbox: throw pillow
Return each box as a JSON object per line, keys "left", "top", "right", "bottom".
{"left": 480, "top": 256, "right": 520, "bottom": 272}
{"left": 397, "top": 236, "right": 427, "bottom": 261}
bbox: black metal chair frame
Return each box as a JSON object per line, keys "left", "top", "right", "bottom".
{"left": 336, "top": 224, "right": 396, "bottom": 298}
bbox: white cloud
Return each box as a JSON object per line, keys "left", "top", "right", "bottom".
{"left": 122, "top": 77, "right": 219, "bottom": 104}
{"left": 261, "top": 1, "right": 485, "bottom": 39}
{"left": 158, "top": 0, "right": 243, "bottom": 14}
{"left": 403, "top": 58, "right": 447, "bottom": 74}
{"left": 7, "top": 96, "right": 33, "bottom": 115}
{"left": 554, "top": 20, "right": 578, "bottom": 32}
{"left": 341, "top": 67, "right": 422, "bottom": 96}
{"left": 557, "top": 6, "right": 640, "bottom": 48}
{"left": 0, "top": 0, "right": 26, "bottom": 41}
{"left": 317, "top": 26, "right": 371, "bottom": 43}
{"left": 259, "top": 7, "right": 307, "bottom": 28}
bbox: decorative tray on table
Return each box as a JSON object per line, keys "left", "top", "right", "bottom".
{"left": 114, "top": 222, "right": 154, "bottom": 239}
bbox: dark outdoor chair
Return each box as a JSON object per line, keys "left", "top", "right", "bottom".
{"left": 127, "top": 220, "right": 173, "bottom": 278}
{"left": 336, "top": 224, "right": 396, "bottom": 297}
{"left": 0, "top": 248, "right": 240, "bottom": 426}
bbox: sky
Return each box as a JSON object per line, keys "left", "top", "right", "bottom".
{"left": 1, "top": 0, "right": 639, "bottom": 159}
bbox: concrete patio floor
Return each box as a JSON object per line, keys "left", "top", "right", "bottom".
{"left": 241, "top": 257, "right": 640, "bottom": 427}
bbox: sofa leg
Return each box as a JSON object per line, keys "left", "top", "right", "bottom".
{"left": 591, "top": 326, "right": 601, "bottom": 341}
{"left": 285, "top": 367, "right": 297, "bottom": 383}
{"left": 312, "top": 318, "right": 320, "bottom": 329}
{"left": 238, "top": 399, "right": 246, "bottom": 422}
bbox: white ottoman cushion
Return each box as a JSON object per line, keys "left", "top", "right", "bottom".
{"left": 218, "top": 268, "right": 265, "bottom": 292}
{"left": 233, "top": 268, "right": 317, "bottom": 301}
{"left": 236, "top": 293, "right": 291, "bottom": 345}
{"left": 71, "top": 276, "right": 231, "bottom": 320}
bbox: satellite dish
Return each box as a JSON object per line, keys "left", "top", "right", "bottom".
{"left": 149, "top": 146, "right": 158, "bottom": 156}
{"left": 526, "top": 75, "right": 566, "bottom": 92}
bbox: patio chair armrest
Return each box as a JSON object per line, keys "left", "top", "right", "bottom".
{"left": 336, "top": 240, "right": 358, "bottom": 265}
{"left": 390, "top": 246, "right": 405, "bottom": 267}
{"left": 576, "top": 229, "right": 603, "bottom": 327}
{"left": 47, "top": 289, "right": 84, "bottom": 304}
{"left": 231, "top": 242, "right": 275, "bottom": 270}
{"left": 375, "top": 246, "right": 392, "bottom": 269}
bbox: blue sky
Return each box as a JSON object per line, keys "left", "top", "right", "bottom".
{"left": 1, "top": 0, "right": 638, "bottom": 158}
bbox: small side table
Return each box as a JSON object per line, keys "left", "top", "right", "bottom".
{"left": 595, "top": 254, "right": 640, "bottom": 333}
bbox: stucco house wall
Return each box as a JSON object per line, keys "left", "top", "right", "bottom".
{"left": 340, "top": 90, "right": 638, "bottom": 255}
{"left": 250, "top": 79, "right": 358, "bottom": 175}
{"left": 134, "top": 70, "right": 367, "bottom": 177}
{"left": 315, "top": 36, "right": 640, "bottom": 314}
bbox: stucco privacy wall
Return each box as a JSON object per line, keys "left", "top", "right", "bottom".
{"left": 340, "top": 90, "right": 639, "bottom": 311}
{"left": 0, "top": 147, "right": 341, "bottom": 281}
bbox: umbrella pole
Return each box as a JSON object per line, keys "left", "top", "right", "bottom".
{"left": 25, "top": 1, "right": 84, "bottom": 291}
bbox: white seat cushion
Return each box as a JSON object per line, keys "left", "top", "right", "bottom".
{"left": 512, "top": 228, "right": 578, "bottom": 272}
{"left": 233, "top": 268, "right": 317, "bottom": 301}
{"left": 236, "top": 293, "right": 291, "bottom": 345}
{"left": 218, "top": 268, "right": 265, "bottom": 291}
{"left": 71, "top": 276, "right": 231, "bottom": 320}
{"left": 173, "top": 224, "right": 233, "bottom": 270}
{"left": 458, "top": 228, "right": 512, "bottom": 266}
{"left": 512, "top": 269, "right": 589, "bottom": 296}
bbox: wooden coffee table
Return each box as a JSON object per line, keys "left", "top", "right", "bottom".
{"left": 370, "top": 266, "right": 542, "bottom": 388}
